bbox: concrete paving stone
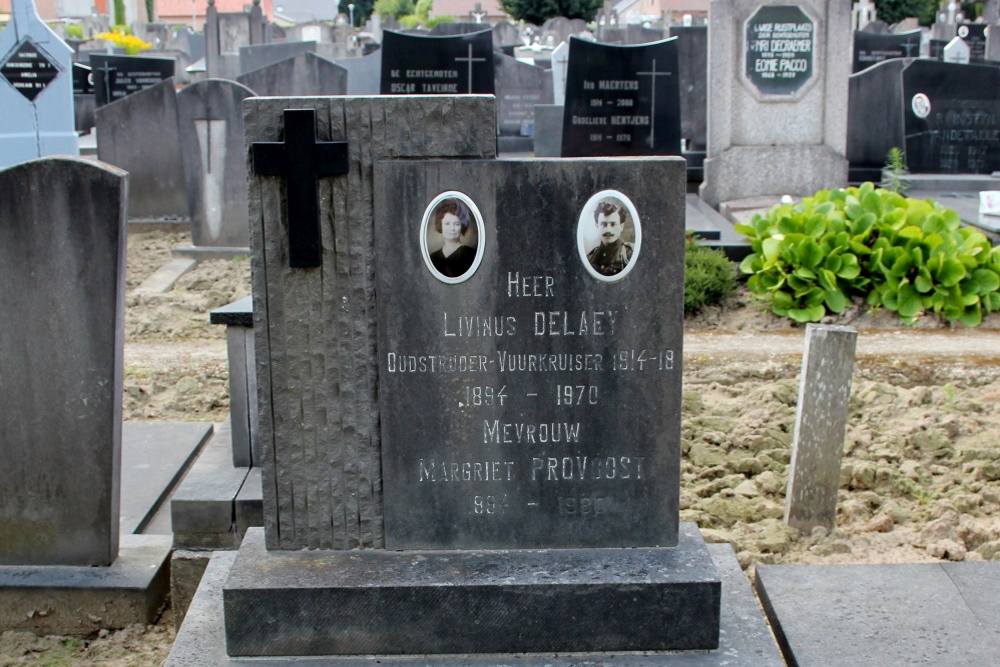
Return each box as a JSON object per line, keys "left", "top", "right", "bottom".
{"left": 755, "top": 561, "right": 1000, "bottom": 666}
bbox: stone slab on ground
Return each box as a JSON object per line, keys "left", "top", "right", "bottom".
{"left": 170, "top": 420, "right": 253, "bottom": 550}
{"left": 755, "top": 561, "right": 1000, "bottom": 666}
{"left": 0, "top": 534, "right": 171, "bottom": 635}
{"left": 171, "top": 243, "right": 251, "bottom": 261}
{"left": 120, "top": 422, "right": 212, "bottom": 535}
{"left": 167, "top": 541, "right": 781, "bottom": 665}
{"left": 134, "top": 257, "right": 198, "bottom": 294}
{"left": 685, "top": 194, "right": 751, "bottom": 261}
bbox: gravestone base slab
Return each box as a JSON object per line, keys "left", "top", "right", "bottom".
{"left": 168, "top": 539, "right": 782, "bottom": 665}
{"left": 700, "top": 145, "right": 848, "bottom": 207}
{"left": 171, "top": 243, "right": 251, "bottom": 261}
{"left": 497, "top": 136, "right": 534, "bottom": 153}
{"left": 223, "top": 525, "right": 722, "bottom": 657}
{"left": 0, "top": 534, "right": 171, "bottom": 635}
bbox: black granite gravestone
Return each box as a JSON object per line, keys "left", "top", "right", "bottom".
{"left": 930, "top": 38, "right": 948, "bottom": 60}
{"left": 561, "top": 37, "right": 681, "bottom": 157}
{"left": 494, "top": 52, "right": 552, "bottom": 145}
{"left": 90, "top": 54, "right": 175, "bottom": 107}
{"left": 847, "top": 58, "right": 906, "bottom": 182}
{"left": 957, "top": 23, "right": 988, "bottom": 63}
{"left": 379, "top": 28, "right": 494, "bottom": 94}
{"left": 1, "top": 39, "right": 60, "bottom": 101}
{"left": 671, "top": 25, "right": 707, "bottom": 153}
{"left": 852, "top": 29, "right": 921, "bottom": 73}
{"left": 72, "top": 61, "right": 93, "bottom": 94}
{"left": 375, "top": 160, "right": 685, "bottom": 550}
{"left": 745, "top": 4, "right": 814, "bottom": 95}
{"left": 902, "top": 59, "right": 1000, "bottom": 174}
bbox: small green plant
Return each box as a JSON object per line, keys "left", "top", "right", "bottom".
{"left": 684, "top": 237, "right": 738, "bottom": 315}
{"left": 737, "top": 182, "right": 1000, "bottom": 326}
{"left": 65, "top": 23, "right": 84, "bottom": 39}
{"left": 881, "top": 147, "right": 911, "bottom": 195}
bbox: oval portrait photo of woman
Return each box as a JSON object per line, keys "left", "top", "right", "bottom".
{"left": 577, "top": 190, "right": 642, "bottom": 282}
{"left": 421, "top": 191, "right": 485, "bottom": 284}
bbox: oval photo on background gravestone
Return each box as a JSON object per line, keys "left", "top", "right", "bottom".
{"left": 745, "top": 4, "right": 814, "bottom": 95}
{"left": 561, "top": 36, "right": 681, "bottom": 157}
{"left": 379, "top": 29, "right": 494, "bottom": 95}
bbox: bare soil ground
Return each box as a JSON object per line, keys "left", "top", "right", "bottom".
{"left": 2, "top": 230, "right": 998, "bottom": 665}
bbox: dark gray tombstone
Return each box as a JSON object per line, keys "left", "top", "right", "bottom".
{"left": 670, "top": 25, "right": 707, "bottom": 153}
{"left": 177, "top": 79, "right": 255, "bottom": 248}
{"left": 492, "top": 21, "right": 521, "bottom": 50}
{"left": 0, "top": 157, "right": 127, "bottom": 567}
{"left": 958, "top": 22, "right": 988, "bottom": 63}
{"left": 337, "top": 50, "right": 382, "bottom": 94}
{"left": 494, "top": 52, "right": 552, "bottom": 148}
{"left": 96, "top": 77, "right": 188, "bottom": 219}
{"left": 0, "top": 0, "right": 78, "bottom": 168}
{"left": 236, "top": 51, "right": 347, "bottom": 96}
{"left": 376, "top": 160, "right": 686, "bottom": 551}
{"left": 380, "top": 29, "right": 495, "bottom": 94}
{"left": 902, "top": 59, "right": 1000, "bottom": 173}
{"left": 90, "top": 53, "right": 175, "bottom": 107}
{"left": 930, "top": 38, "right": 949, "bottom": 60}
{"left": 848, "top": 58, "right": 1000, "bottom": 178}
{"left": 238, "top": 40, "right": 316, "bottom": 74}
{"left": 284, "top": 21, "right": 335, "bottom": 44}
{"left": 852, "top": 29, "right": 921, "bottom": 72}
{"left": 561, "top": 36, "right": 681, "bottom": 157}
{"left": 72, "top": 62, "right": 95, "bottom": 132}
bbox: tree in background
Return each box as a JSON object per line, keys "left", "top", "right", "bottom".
{"left": 501, "top": 0, "right": 603, "bottom": 26}
{"left": 339, "top": 0, "right": 375, "bottom": 26}
{"left": 875, "top": 0, "right": 940, "bottom": 25}
{"left": 374, "top": 0, "right": 415, "bottom": 20}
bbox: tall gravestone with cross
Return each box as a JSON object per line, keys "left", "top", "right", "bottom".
{"left": 163, "top": 93, "right": 750, "bottom": 661}
{"left": 700, "top": 0, "right": 851, "bottom": 206}
{"left": 0, "top": 0, "right": 78, "bottom": 168}
{"left": 560, "top": 36, "right": 682, "bottom": 157}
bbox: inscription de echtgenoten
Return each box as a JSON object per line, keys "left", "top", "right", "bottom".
{"left": 386, "top": 270, "right": 673, "bottom": 518}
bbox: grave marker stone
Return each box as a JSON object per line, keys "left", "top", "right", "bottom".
{"left": 238, "top": 40, "right": 318, "bottom": 74}
{"left": 338, "top": 49, "right": 382, "bottom": 94}
{"left": 943, "top": 35, "right": 971, "bottom": 64}
{"left": 670, "top": 25, "right": 708, "bottom": 152}
{"left": 561, "top": 36, "right": 681, "bottom": 157}
{"left": 380, "top": 29, "right": 495, "bottom": 94}
{"left": 236, "top": 51, "right": 347, "bottom": 96}
{"left": 852, "top": 29, "right": 921, "bottom": 72}
{"left": 701, "top": 0, "right": 850, "bottom": 206}
{"left": 90, "top": 53, "right": 175, "bottom": 107}
{"left": 177, "top": 78, "right": 255, "bottom": 248}
{"left": 0, "top": 157, "right": 127, "bottom": 566}
{"left": 957, "top": 22, "right": 988, "bottom": 62}
{"left": 96, "top": 77, "right": 187, "bottom": 218}
{"left": 494, "top": 52, "right": 552, "bottom": 146}
{"left": 551, "top": 39, "right": 569, "bottom": 105}
{"left": 0, "top": 0, "right": 78, "bottom": 168}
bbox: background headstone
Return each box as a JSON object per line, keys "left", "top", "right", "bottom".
{"left": 494, "top": 52, "right": 552, "bottom": 144}
{"left": 0, "top": 157, "right": 127, "bottom": 566}
{"left": 247, "top": 96, "right": 497, "bottom": 551}
{"left": 90, "top": 54, "right": 175, "bottom": 107}
{"left": 561, "top": 36, "right": 681, "bottom": 157}
{"left": 701, "top": 0, "right": 851, "bottom": 206}
{"left": 236, "top": 52, "right": 347, "bottom": 96}
{"left": 0, "top": 0, "right": 78, "bottom": 168}
{"left": 238, "top": 40, "right": 328, "bottom": 75}
{"left": 852, "top": 29, "right": 921, "bottom": 72}
{"left": 957, "top": 22, "right": 988, "bottom": 62}
{"left": 943, "top": 35, "right": 971, "bottom": 64}
{"left": 670, "top": 24, "right": 708, "bottom": 152}
{"left": 551, "top": 40, "right": 569, "bottom": 106}
{"left": 96, "top": 77, "right": 187, "bottom": 219}
{"left": 337, "top": 50, "right": 382, "bottom": 94}
{"left": 177, "top": 78, "right": 255, "bottom": 248}
{"left": 380, "top": 29, "right": 495, "bottom": 95}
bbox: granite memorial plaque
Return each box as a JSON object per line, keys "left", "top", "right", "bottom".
{"left": 379, "top": 29, "right": 495, "bottom": 95}
{"left": 852, "top": 29, "right": 920, "bottom": 72}
{"left": 957, "top": 23, "right": 988, "bottom": 63}
{"left": 1, "top": 38, "right": 60, "bottom": 101}
{"left": 374, "top": 158, "right": 686, "bottom": 550}
{"left": 91, "top": 54, "right": 175, "bottom": 107}
{"left": 494, "top": 53, "right": 552, "bottom": 137}
{"left": 902, "top": 59, "right": 1000, "bottom": 174}
{"left": 560, "top": 37, "right": 681, "bottom": 157}
{"left": 745, "top": 4, "right": 815, "bottom": 95}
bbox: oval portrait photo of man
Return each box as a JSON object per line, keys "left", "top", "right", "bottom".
{"left": 577, "top": 190, "right": 642, "bottom": 282}
{"left": 420, "top": 191, "right": 485, "bottom": 284}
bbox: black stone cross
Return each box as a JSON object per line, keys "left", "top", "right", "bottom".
{"left": 97, "top": 60, "right": 117, "bottom": 105}
{"left": 455, "top": 43, "right": 486, "bottom": 93}
{"left": 636, "top": 59, "right": 672, "bottom": 149}
{"left": 251, "top": 108, "right": 349, "bottom": 268}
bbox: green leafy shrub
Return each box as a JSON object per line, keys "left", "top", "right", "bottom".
{"left": 736, "top": 182, "right": 1000, "bottom": 326}
{"left": 65, "top": 24, "right": 84, "bottom": 39}
{"left": 684, "top": 237, "right": 738, "bottom": 315}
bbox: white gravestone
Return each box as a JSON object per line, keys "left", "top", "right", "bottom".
{"left": 0, "top": 0, "right": 78, "bottom": 168}
{"left": 551, "top": 40, "right": 569, "bottom": 106}
{"left": 943, "top": 35, "right": 971, "bottom": 64}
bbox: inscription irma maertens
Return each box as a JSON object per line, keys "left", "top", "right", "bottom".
{"left": 744, "top": 5, "right": 814, "bottom": 95}
{"left": 375, "top": 162, "right": 685, "bottom": 552}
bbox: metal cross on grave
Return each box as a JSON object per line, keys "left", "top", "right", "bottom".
{"left": 455, "top": 43, "right": 486, "bottom": 93}
{"left": 251, "top": 108, "right": 349, "bottom": 268}
{"left": 96, "top": 60, "right": 117, "bottom": 105}
{"left": 636, "top": 59, "right": 671, "bottom": 150}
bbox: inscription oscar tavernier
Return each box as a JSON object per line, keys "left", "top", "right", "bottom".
{"left": 384, "top": 270, "right": 674, "bottom": 538}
